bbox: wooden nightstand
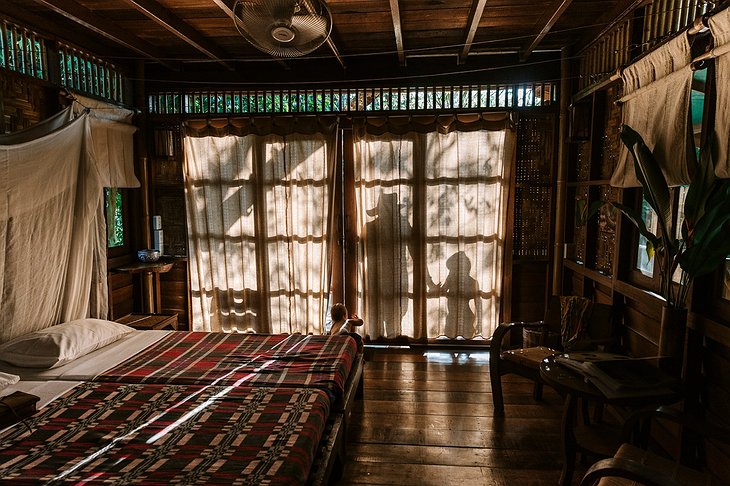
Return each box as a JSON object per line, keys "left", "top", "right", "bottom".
{"left": 116, "top": 313, "right": 178, "bottom": 331}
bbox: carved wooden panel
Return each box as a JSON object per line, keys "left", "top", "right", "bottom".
{"left": 0, "top": 75, "right": 52, "bottom": 133}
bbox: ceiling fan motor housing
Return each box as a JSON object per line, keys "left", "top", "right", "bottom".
{"left": 271, "top": 24, "right": 296, "bottom": 43}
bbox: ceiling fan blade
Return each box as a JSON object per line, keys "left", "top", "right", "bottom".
{"left": 290, "top": 14, "right": 329, "bottom": 46}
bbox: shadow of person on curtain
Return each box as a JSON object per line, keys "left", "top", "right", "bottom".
{"left": 438, "top": 251, "right": 482, "bottom": 339}
{"left": 362, "top": 192, "right": 436, "bottom": 339}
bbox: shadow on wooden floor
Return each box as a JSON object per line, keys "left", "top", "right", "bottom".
{"left": 336, "top": 346, "right": 586, "bottom": 485}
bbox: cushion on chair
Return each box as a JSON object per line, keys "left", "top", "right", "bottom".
{"left": 501, "top": 346, "right": 557, "bottom": 369}
{"left": 596, "top": 443, "right": 711, "bottom": 486}
{"left": 560, "top": 296, "right": 591, "bottom": 351}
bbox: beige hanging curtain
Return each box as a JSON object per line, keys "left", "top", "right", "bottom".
{"left": 612, "top": 33, "right": 695, "bottom": 187}
{"left": 0, "top": 106, "right": 138, "bottom": 343}
{"left": 353, "top": 114, "right": 515, "bottom": 340}
{"left": 70, "top": 95, "right": 139, "bottom": 320}
{"left": 184, "top": 117, "right": 338, "bottom": 333}
{"left": 709, "top": 7, "right": 730, "bottom": 178}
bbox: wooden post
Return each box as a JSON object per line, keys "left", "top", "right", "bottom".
{"left": 552, "top": 47, "right": 570, "bottom": 295}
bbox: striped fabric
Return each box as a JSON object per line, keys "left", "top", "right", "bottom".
{"left": 96, "top": 332, "right": 358, "bottom": 402}
{"left": 0, "top": 382, "right": 330, "bottom": 485}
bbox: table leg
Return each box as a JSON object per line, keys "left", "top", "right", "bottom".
{"left": 559, "top": 393, "right": 578, "bottom": 486}
{"left": 142, "top": 272, "right": 155, "bottom": 313}
{"left": 154, "top": 271, "right": 162, "bottom": 313}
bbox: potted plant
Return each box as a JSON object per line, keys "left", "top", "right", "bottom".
{"left": 585, "top": 125, "right": 730, "bottom": 357}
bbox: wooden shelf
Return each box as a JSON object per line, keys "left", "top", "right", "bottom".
{"left": 567, "top": 179, "right": 612, "bottom": 187}
{"left": 563, "top": 259, "right": 613, "bottom": 288}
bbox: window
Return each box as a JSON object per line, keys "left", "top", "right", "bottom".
{"left": 354, "top": 128, "right": 512, "bottom": 340}
{"left": 672, "top": 185, "right": 688, "bottom": 283}
{"left": 105, "top": 188, "right": 124, "bottom": 248}
{"left": 636, "top": 195, "right": 657, "bottom": 277}
{"left": 58, "top": 44, "right": 124, "bottom": 103}
{"left": 0, "top": 21, "right": 46, "bottom": 79}
{"left": 184, "top": 131, "right": 335, "bottom": 333}
{"left": 148, "top": 83, "right": 557, "bottom": 115}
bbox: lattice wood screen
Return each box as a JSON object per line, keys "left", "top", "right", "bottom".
{"left": 513, "top": 114, "right": 555, "bottom": 259}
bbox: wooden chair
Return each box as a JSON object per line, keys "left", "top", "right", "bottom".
{"left": 489, "top": 296, "right": 617, "bottom": 415}
{"left": 580, "top": 406, "right": 730, "bottom": 485}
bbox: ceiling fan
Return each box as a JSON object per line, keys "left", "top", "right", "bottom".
{"left": 232, "top": 0, "right": 333, "bottom": 58}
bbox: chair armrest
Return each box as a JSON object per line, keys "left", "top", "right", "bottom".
{"left": 490, "top": 321, "right": 548, "bottom": 355}
{"left": 580, "top": 457, "right": 685, "bottom": 486}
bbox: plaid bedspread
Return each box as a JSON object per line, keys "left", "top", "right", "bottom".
{"left": 96, "top": 332, "right": 358, "bottom": 402}
{"left": 0, "top": 382, "right": 330, "bottom": 485}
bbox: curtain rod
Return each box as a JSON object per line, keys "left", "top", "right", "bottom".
{"left": 607, "top": 14, "right": 712, "bottom": 83}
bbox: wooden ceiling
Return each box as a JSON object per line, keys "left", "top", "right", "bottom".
{"left": 1, "top": 0, "right": 645, "bottom": 86}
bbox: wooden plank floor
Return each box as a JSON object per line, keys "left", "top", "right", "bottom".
{"left": 336, "top": 347, "right": 584, "bottom": 486}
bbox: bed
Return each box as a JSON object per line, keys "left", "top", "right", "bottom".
{"left": 0, "top": 327, "right": 363, "bottom": 414}
{"left": 0, "top": 380, "right": 337, "bottom": 485}
{"left": 0, "top": 320, "right": 364, "bottom": 484}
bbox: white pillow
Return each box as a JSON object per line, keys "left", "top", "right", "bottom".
{"left": 0, "top": 319, "right": 134, "bottom": 369}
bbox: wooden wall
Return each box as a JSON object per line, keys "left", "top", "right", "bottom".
{"left": 564, "top": 77, "right": 730, "bottom": 482}
{"left": 0, "top": 72, "right": 55, "bottom": 132}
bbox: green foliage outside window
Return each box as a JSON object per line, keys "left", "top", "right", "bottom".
{"left": 105, "top": 188, "right": 124, "bottom": 248}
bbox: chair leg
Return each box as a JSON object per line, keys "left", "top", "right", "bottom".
{"left": 490, "top": 371, "right": 505, "bottom": 415}
{"left": 533, "top": 381, "right": 544, "bottom": 401}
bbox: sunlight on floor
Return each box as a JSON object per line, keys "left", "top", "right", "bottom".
{"left": 422, "top": 351, "right": 490, "bottom": 364}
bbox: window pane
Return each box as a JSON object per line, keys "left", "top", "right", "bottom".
{"left": 355, "top": 136, "right": 415, "bottom": 339}
{"left": 263, "top": 135, "right": 331, "bottom": 334}
{"left": 672, "top": 185, "right": 689, "bottom": 283}
{"left": 424, "top": 130, "right": 506, "bottom": 339}
{"left": 105, "top": 188, "right": 124, "bottom": 248}
{"left": 636, "top": 195, "right": 656, "bottom": 277}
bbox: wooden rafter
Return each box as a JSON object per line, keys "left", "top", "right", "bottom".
{"left": 120, "top": 0, "right": 233, "bottom": 70}
{"left": 459, "top": 0, "right": 488, "bottom": 64}
{"left": 29, "top": 0, "right": 175, "bottom": 69}
{"left": 389, "top": 0, "right": 405, "bottom": 66}
{"left": 521, "top": 0, "right": 573, "bottom": 61}
{"left": 212, "top": 0, "right": 345, "bottom": 69}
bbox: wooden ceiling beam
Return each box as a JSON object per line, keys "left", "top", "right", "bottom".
{"left": 120, "top": 0, "right": 233, "bottom": 70}
{"left": 520, "top": 0, "right": 573, "bottom": 61}
{"left": 388, "top": 0, "right": 405, "bottom": 66}
{"left": 29, "top": 0, "right": 176, "bottom": 69}
{"left": 459, "top": 0, "right": 488, "bottom": 64}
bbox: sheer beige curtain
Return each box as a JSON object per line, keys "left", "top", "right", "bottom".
{"left": 0, "top": 107, "right": 138, "bottom": 342}
{"left": 184, "top": 118, "right": 337, "bottom": 333}
{"left": 353, "top": 114, "right": 515, "bottom": 340}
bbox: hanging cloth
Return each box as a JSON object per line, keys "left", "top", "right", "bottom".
{"left": 0, "top": 102, "right": 138, "bottom": 342}
{"left": 709, "top": 8, "right": 730, "bottom": 178}
{"left": 612, "top": 34, "right": 695, "bottom": 187}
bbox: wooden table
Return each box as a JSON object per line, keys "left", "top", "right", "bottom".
{"left": 540, "top": 356, "right": 682, "bottom": 486}
{"left": 115, "top": 259, "right": 175, "bottom": 314}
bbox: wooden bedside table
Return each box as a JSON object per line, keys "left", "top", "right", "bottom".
{"left": 116, "top": 313, "right": 178, "bottom": 331}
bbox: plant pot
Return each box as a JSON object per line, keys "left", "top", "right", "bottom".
{"left": 658, "top": 306, "right": 688, "bottom": 364}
